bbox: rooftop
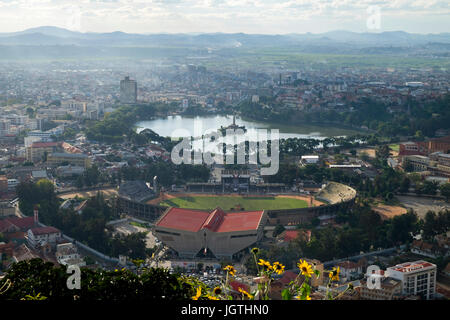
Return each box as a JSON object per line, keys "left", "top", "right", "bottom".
{"left": 388, "top": 260, "right": 435, "bottom": 273}
{"left": 30, "top": 226, "right": 61, "bottom": 236}
{"left": 156, "top": 207, "right": 264, "bottom": 233}
{"left": 30, "top": 142, "right": 59, "bottom": 148}
{"left": 118, "top": 180, "right": 156, "bottom": 203}
{"left": 49, "top": 152, "right": 88, "bottom": 159}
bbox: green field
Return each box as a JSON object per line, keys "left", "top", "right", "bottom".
{"left": 389, "top": 144, "right": 400, "bottom": 152}
{"left": 160, "top": 196, "right": 308, "bottom": 211}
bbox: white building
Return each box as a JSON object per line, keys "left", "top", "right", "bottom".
{"left": 55, "top": 243, "right": 86, "bottom": 267}
{"left": 336, "top": 260, "right": 364, "bottom": 281}
{"left": 7, "top": 179, "right": 19, "bottom": 191}
{"left": 24, "top": 136, "right": 46, "bottom": 148}
{"left": 27, "top": 226, "right": 62, "bottom": 249}
{"left": 301, "top": 155, "right": 319, "bottom": 165}
{"left": 386, "top": 260, "right": 437, "bottom": 300}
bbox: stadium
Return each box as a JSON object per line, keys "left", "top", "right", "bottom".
{"left": 117, "top": 180, "right": 356, "bottom": 260}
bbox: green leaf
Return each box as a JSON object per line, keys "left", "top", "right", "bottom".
{"left": 314, "top": 269, "right": 321, "bottom": 279}
{"left": 281, "top": 289, "right": 292, "bottom": 300}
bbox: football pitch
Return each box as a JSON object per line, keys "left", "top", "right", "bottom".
{"left": 159, "top": 195, "right": 309, "bottom": 211}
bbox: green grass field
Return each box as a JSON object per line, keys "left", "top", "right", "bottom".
{"left": 389, "top": 144, "right": 400, "bottom": 152}
{"left": 160, "top": 196, "right": 309, "bottom": 211}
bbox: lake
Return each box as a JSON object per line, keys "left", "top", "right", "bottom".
{"left": 136, "top": 115, "right": 360, "bottom": 140}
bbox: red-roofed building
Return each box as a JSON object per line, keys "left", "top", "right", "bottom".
{"left": 337, "top": 260, "right": 364, "bottom": 280}
{"left": 154, "top": 207, "right": 267, "bottom": 259}
{"left": 278, "top": 229, "right": 311, "bottom": 243}
{"left": 26, "top": 141, "right": 60, "bottom": 163}
{"left": 0, "top": 216, "right": 35, "bottom": 233}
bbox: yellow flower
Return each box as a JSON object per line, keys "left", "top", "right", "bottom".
{"left": 297, "top": 260, "right": 314, "bottom": 278}
{"left": 295, "top": 295, "right": 312, "bottom": 300}
{"left": 272, "top": 262, "right": 285, "bottom": 275}
{"left": 238, "top": 287, "right": 254, "bottom": 299}
{"left": 192, "top": 287, "right": 202, "bottom": 300}
{"left": 329, "top": 267, "right": 340, "bottom": 282}
{"left": 251, "top": 247, "right": 260, "bottom": 255}
{"left": 258, "top": 259, "right": 273, "bottom": 271}
{"left": 223, "top": 265, "right": 236, "bottom": 276}
{"left": 213, "top": 287, "right": 222, "bottom": 295}
{"left": 207, "top": 295, "right": 219, "bottom": 300}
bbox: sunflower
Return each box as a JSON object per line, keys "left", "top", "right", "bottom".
{"left": 223, "top": 265, "right": 236, "bottom": 276}
{"left": 297, "top": 260, "right": 314, "bottom": 278}
{"left": 272, "top": 262, "right": 285, "bottom": 275}
{"left": 329, "top": 266, "right": 340, "bottom": 282}
{"left": 213, "top": 286, "right": 222, "bottom": 295}
{"left": 207, "top": 295, "right": 219, "bottom": 300}
{"left": 238, "top": 287, "right": 254, "bottom": 299}
{"left": 251, "top": 247, "right": 260, "bottom": 255}
{"left": 295, "top": 295, "right": 312, "bottom": 300}
{"left": 258, "top": 259, "right": 273, "bottom": 271}
{"left": 192, "top": 287, "right": 202, "bottom": 300}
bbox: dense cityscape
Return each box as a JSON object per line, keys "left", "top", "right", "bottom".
{"left": 0, "top": 2, "right": 449, "bottom": 310}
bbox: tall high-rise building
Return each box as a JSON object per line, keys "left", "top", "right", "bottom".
{"left": 0, "top": 120, "right": 11, "bottom": 136}
{"left": 120, "top": 76, "right": 137, "bottom": 104}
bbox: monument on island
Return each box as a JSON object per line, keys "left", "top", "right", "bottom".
{"left": 219, "top": 114, "right": 247, "bottom": 135}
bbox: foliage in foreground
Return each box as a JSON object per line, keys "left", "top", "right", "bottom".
{"left": 0, "top": 259, "right": 193, "bottom": 301}
{"left": 0, "top": 250, "right": 350, "bottom": 301}
{"left": 190, "top": 248, "right": 352, "bottom": 301}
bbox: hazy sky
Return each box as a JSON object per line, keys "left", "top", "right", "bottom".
{"left": 0, "top": 0, "right": 449, "bottom": 34}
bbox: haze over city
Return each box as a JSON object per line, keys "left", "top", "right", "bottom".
{"left": 0, "top": 0, "right": 449, "bottom": 34}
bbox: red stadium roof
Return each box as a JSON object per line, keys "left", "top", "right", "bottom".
{"left": 156, "top": 207, "right": 264, "bottom": 233}
{"left": 156, "top": 208, "right": 211, "bottom": 232}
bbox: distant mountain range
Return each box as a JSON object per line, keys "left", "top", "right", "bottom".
{"left": 1, "top": 26, "right": 449, "bottom": 48}
{"left": 0, "top": 26, "right": 449, "bottom": 60}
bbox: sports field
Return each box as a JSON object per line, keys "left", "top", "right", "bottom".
{"left": 158, "top": 195, "right": 310, "bottom": 211}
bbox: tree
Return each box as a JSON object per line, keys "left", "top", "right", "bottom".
{"left": 440, "top": 183, "right": 450, "bottom": 202}
{"left": 0, "top": 259, "right": 194, "bottom": 301}
{"left": 272, "top": 224, "right": 286, "bottom": 237}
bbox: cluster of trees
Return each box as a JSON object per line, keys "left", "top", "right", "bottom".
{"left": 16, "top": 179, "right": 61, "bottom": 226}
{"left": 16, "top": 180, "right": 149, "bottom": 259}
{"left": 269, "top": 153, "right": 414, "bottom": 203}
{"left": 75, "top": 165, "right": 104, "bottom": 188}
{"left": 251, "top": 203, "right": 419, "bottom": 270}
{"left": 421, "top": 210, "right": 450, "bottom": 240}
{"left": 0, "top": 259, "right": 194, "bottom": 300}
{"left": 267, "top": 163, "right": 364, "bottom": 187}
{"left": 235, "top": 93, "right": 450, "bottom": 139}
{"left": 119, "top": 159, "right": 210, "bottom": 187}
{"left": 109, "top": 232, "right": 151, "bottom": 260}
{"left": 84, "top": 103, "right": 172, "bottom": 144}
